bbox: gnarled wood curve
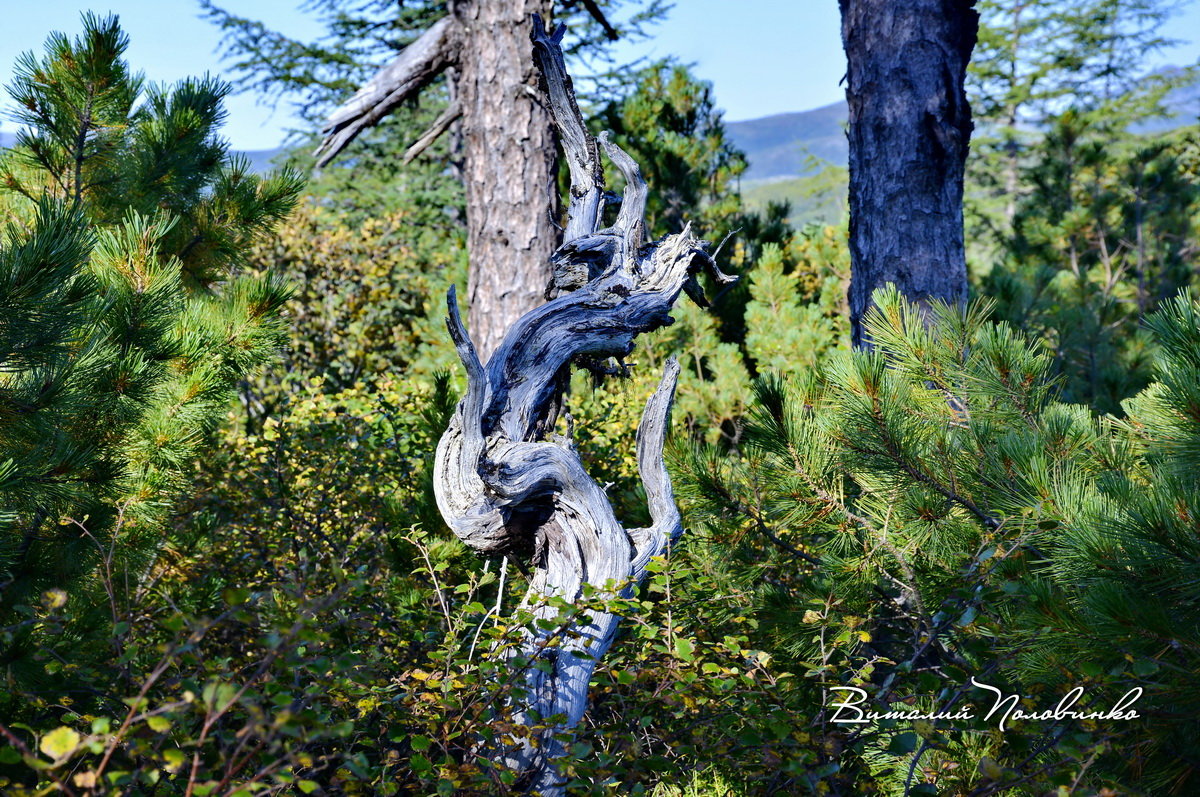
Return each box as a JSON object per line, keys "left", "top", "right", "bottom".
{"left": 431, "top": 15, "right": 727, "bottom": 795}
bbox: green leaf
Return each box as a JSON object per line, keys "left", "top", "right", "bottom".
{"left": 673, "top": 637, "right": 695, "bottom": 662}
{"left": 202, "top": 681, "right": 239, "bottom": 711}
{"left": 146, "top": 715, "right": 172, "bottom": 733}
{"left": 222, "top": 587, "right": 251, "bottom": 606}
{"left": 1132, "top": 659, "right": 1159, "bottom": 677}
{"left": 887, "top": 732, "right": 919, "bottom": 754}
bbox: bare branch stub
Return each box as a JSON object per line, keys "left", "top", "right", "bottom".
{"left": 432, "top": 15, "right": 725, "bottom": 795}
{"left": 315, "top": 15, "right": 458, "bottom": 167}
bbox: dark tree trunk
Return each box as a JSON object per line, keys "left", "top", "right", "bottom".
{"left": 452, "top": 0, "right": 559, "bottom": 360}
{"left": 839, "top": 0, "right": 979, "bottom": 348}
{"left": 317, "top": 0, "right": 559, "bottom": 361}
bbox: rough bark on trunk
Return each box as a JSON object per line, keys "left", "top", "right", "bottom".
{"left": 317, "top": 0, "right": 557, "bottom": 361}
{"left": 453, "top": 0, "right": 559, "bottom": 360}
{"left": 839, "top": 0, "right": 979, "bottom": 348}
{"left": 432, "top": 19, "right": 729, "bottom": 794}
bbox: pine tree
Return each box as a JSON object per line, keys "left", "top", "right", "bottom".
{"left": 593, "top": 60, "right": 794, "bottom": 349}
{"left": 968, "top": 0, "right": 1189, "bottom": 240}
{"left": 676, "top": 286, "right": 1200, "bottom": 793}
{"left": 983, "top": 116, "right": 1200, "bottom": 413}
{"left": 0, "top": 14, "right": 301, "bottom": 701}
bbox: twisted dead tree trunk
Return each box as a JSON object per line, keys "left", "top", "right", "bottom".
{"left": 433, "top": 17, "right": 732, "bottom": 795}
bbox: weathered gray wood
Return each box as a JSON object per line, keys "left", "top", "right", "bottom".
{"left": 839, "top": 0, "right": 978, "bottom": 348}
{"left": 402, "top": 99, "right": 462, "bottom": 164}
{"left": 433, "top": 17, "right": 716, "bottom": 795}
{"left": 531, "top": 17, "right": 603, "bottom": 246}
{"left": 315, "top": 16, "right": 458, "bottom": 167}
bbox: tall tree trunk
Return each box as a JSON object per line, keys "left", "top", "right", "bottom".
{"left": 318, "top": 0, "right": 559, "bottom": 360}
{"left": 839, "top": 0, "right": 979, "bottom": 348}
{"left": 452, "top": 0, "right": 559, "bottom": 360}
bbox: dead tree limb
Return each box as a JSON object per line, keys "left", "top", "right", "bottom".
{"left": 432, "top": 15, "right": 725, "bottom": 795}
{"left": 315, "top": 15, "right": 458, "bottom": 167}
{"left": 402, "top": 98, "right": 462, "bottom": 164}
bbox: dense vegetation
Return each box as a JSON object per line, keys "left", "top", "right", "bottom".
{"left": 1, "top": 2, "right": 1199, "bottom": 795}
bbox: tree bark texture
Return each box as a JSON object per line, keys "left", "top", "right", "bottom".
{"left": 453, "top": 0, "right": 559, "bottom": 361}
{"left": 317, "top": 0, "right": 558, "bottom": 361}
{"left": 432, "top": 19, "right": 728, "bottom": 794}
{"left": 839, "top": 0, "right": 979, "bottom": 348}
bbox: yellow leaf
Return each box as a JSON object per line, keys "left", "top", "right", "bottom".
{"left": 977, "top": 755, "right": 1005, "bottom": 780}
{"left": 42, "top": 589, "right": 68, "bottom": 609}
{"left": 146, "top": 715, "right": 172, "bottom": 733}
{"left": 39, "top": 726, "right": 80, "bottom": 760}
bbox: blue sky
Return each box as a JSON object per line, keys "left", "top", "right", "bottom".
{"left": 2, "top": 1, "right": 1199, "bottom": 151}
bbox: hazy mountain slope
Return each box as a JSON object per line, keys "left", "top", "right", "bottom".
{"left": 726, "top": 101, "right": 848, "bottom": 181}
{"left": 729, "top": 73, "right": 1198, "bottom": 225}
{"left": 0, "top": 130, "right": 283, "bottom": 173}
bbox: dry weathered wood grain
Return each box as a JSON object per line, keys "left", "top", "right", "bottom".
{"left": 431, "top": 16, "right": 730, "bottom": 795}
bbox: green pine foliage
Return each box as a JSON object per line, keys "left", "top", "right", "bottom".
{"left": 744, "top": 241, "right": 845, "bottom": 376}
{"left": 967, "top": 0, "right": 1190, "bottom": 244}
{"left": 595, "top": 61, "right": 749, "bottom": 239}
{"left": 983, "top": 117, "right": 1200, "bottom": 413}
{"left": 966, "top": 1, "right": 1200, "bottom": 415}
{"left": 675, "top": 286, "right": 1200, "bottom": 793}
{"left": 0, "top": 14, "right": 300, "bottom": 710}
{"left": 592, "top": 60, "right": 794, "bottom": 345}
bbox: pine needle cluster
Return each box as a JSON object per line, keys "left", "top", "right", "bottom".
{"left": 676, "top": 286, "right": 1200, "bottom": 792}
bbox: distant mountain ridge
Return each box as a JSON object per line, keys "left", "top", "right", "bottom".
{"left": 727, "top": 101, "right": 848, "bottom": 182}
{"left": 0, "top": 130, "right": 284, "bottom": 173}
{"left": 728, "top": 74, "right": 1200, "bottom": 184}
